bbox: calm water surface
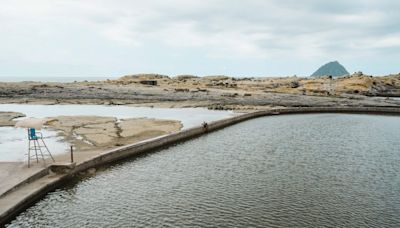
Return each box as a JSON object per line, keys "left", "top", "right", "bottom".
{"left": 8, "top": 114, "right": 400, "bottom": 227}
{"left": 0, "top": 76, "right": 115, "bottom": 82}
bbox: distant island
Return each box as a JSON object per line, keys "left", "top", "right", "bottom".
{"left": 311, "top": 61, "right": 350, "bottom": 78}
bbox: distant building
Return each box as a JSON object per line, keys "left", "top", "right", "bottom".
{"left": 140, "top": 80, "right": 157, "bottom": 86}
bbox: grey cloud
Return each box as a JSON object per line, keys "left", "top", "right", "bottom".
{"left": 0, "top": 0, "right": 399, "bottom": 76}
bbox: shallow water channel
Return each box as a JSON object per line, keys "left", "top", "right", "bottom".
{"left": 7, "top": 114, "right": 400, "bottom": 227}
{"left": 0, "top": 104, "right": 234, "bottom": 161}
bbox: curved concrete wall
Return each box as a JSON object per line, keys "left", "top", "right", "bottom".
{"left": 1, "top": 106, "right": 400, "bottom": 225}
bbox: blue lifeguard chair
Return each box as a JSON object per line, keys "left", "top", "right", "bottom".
{"left": 28, "top": 128, "right": 55, "bottom": 167}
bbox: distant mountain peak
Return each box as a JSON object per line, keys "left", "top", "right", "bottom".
{"left": 311, "top": 61, "right": 349, "bottom": 77}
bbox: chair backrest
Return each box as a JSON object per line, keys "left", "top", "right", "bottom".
{"left": 28, "top": 128, "right": 37, "bottom": 140}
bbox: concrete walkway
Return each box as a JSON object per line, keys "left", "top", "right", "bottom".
{"left": 0, "top": 162, "right": 47, "bottom": 198}
{"left": 0, "top": 171, "right": 66, "bottom": 225}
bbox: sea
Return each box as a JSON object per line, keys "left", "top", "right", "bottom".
{"left": 0, "top": 76, "right": 116, "bottom": 82}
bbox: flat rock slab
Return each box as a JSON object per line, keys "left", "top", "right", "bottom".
{"left": 46, "top": 116, "right": 183, "bottom": 150}
{"left": 0, "top": 112, "right": 25, "bottom": 127}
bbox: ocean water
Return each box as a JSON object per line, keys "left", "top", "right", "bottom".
{"left": 0, "top": 77, "right": 115, "bottom": 82}
{"left": 7, "top": 114, "right": 400, "bottom": 227}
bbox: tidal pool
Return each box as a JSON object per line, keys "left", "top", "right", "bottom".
{"left": 0, "top": 104, "right": 234, "bottom": 161}
{"left": 0, "top": 104, "right": 234, "bottom": 129}
{"left": 7, "top": 114, "right": 400, "bottom": 227}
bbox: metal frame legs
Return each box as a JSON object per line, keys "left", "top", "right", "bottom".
{"left": 28, "top": 138, "right": 55, "bottom": 168}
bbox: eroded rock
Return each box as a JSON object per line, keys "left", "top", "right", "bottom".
{"left": 45, "top": 115, "right": 182, "bottom": 151}
{"left": 0, "top": 112, "right": 25, "bottom": 126}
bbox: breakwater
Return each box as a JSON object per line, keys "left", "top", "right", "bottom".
{"left": 1, "top": 106, "right": 400, "bottom": 226}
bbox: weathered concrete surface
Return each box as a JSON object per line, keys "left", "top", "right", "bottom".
{"left": 0, "top": 162, "right": 47, "bottom": 198}
{"left": 0, "top": 173, "right": 67, "bottom": 226}
{"left": 49, "top": 162, "right": 76, "bottom": 174}
{"left": 46, "top": 116, "right": 183, "bottom": 151}
{"left": 1, "top": 106, "right": 400, "bottom": 226}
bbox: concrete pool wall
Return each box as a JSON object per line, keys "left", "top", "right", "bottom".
{"left": 1, "top": 106, "right": 400, "bottom": 226}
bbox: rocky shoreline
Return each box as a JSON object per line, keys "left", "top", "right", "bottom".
{"left": 1, "top": 73, "right": 400, "bottom": 110}
{"left": 1, "top": 74, "right": 400, "bottom": 155}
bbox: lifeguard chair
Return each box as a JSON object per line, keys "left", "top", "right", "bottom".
{"left": 27, "top": 128, "right": 55, "bottom": 167}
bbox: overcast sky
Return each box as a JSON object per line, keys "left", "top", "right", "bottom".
{"left": 1, "top": 0, "right": 399, "bottom": 77}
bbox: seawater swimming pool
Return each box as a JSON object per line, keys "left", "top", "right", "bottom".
{"left": 7, "top": 113, "right": 400, "bottom": 227}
